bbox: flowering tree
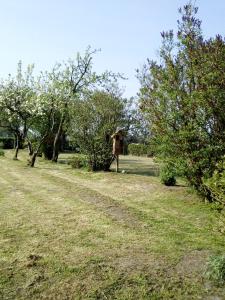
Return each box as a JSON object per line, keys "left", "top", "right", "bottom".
{"left": 0, "top": 62, "right": 35, "bottom": 159}
{"left": 49, "top": 47, "right": 100, "bottom": 162}
{"left": 27, "top": 71, "right": 63, "bottom": 167}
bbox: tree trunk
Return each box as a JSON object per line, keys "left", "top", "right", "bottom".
{"left": 28, "top": 133, "right": 48, "bottom": 167}
{"left": 27, "top": 139, "right": 33, "bottom": 156}
{"left": 13, "top": 134, "right": 20, "bottom": 160}
{"left": 29, "top": 151, "right": 38, "bottom": 167}
{"left": 52, "top": 115, "right": 64, "bottom": 162}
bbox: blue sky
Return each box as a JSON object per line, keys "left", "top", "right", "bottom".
{"left": 0, "top": 0, "right": 225, "bottom": 97}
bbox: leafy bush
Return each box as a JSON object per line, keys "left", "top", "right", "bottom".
{"left": 0, "top": 149, "right": 5, "bottom": 156}
{"left": 205, "top": 255, "right": 225, "bottom": 285}
{"left": 128, "top": 143, "right": 152, "bottom": 156}
{"left": 203, "top": 158, "right": 225, "bottom": 204}
{"left": 160, "top": 163, "right": 176, "bottom": 186}
{"left": 69, "top": 156, "right": 88, "bottom": 169}
{"left": 69, "top": 91, "right": 125, "bottom": 172}
{"left": 0, "top": 137, "right": 14, "bottom": 149}
{"left": 137, "top": 3, "right": 225, "bottom": 199}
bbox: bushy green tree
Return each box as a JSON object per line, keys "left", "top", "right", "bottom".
{"left": 46, "top": 47, "right": 124, "bottom": 163}
{"left": 204, "top": 157, "right": 225, "bottom": 204}
{"left": 125, "top": 98, "right": 150, "bottom": 145}
{"left": 69, "top": 90, "right": 125, "bottom": 171}
{"left": 49, "top": 47, "right": 99, "bottom": 162}
{"left": 138, "top": 3, "right": 225, "bottom": 197}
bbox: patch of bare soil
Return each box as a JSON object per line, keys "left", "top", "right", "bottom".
{"left": 79, "top": 190, "right": 142, "bottom": 228}
{"left": 174, "top": 250, "right": 210, "bottom": 277}
{"left": 114, "top": 249, "right": 167, "bottom": 274}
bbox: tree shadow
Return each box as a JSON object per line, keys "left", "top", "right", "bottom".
{"left": 124, "top": 166, "right": 159, "bottom": 177}
{"left": 111, "top": 157, "right": 160, "bottom": 177}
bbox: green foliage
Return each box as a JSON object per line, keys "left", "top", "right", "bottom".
{"left": 160, "top": 163, "right": 176, "bottom": 186}
{"left": 128, "top": 143, "right": 152, "bottom": 156}
{"left": 0, "top": 137, "right": 14, "bottom": 149}
{"left": 30, "top": 141, "right": 42, "bottom": 157}
{"left": 138, "top": 3, "right": 225, "bottom": 197}
{"left": 125, "top": 98, "right": 150, "bottom": 145}
{"left": 204, "top": 158, "right": 225, "bottom": 204}
{"left": 205, "top": 255, "right": 225, "bottom": 285}
{"left": 70, "top": 90, "right": 125, "bottom": 171}
{"left": 0, "top": 149, "right": 4, "bottom": 156}
{"left": 69, "top": 155, "right": 88, "bottom": 169}
{"left": 0, "top": 61, "right": 35, "bottom": 141}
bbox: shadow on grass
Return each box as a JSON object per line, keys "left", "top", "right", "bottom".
{"left": 120, "top": 166, "right": 160, "bottom": 177}
{"left": 111, "top": 156, "right": 160, "bottom": 177}
{"left": 58, "top": 155, "right": 160, "bottom": 177}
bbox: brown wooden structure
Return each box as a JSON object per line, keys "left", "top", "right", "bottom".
{"left": 111, "top": 129, "right": 124, "bottom": 172}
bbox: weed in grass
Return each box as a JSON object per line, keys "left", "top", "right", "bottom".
{"left": 205, "top": 255, "right": 225, "bottom": 286}
{"left": 210, "top": 202, "right": 225, "bottom": 213}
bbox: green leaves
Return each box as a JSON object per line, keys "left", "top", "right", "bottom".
{"left": 138, "top": 2, "right": 225, "bottom": 198}
{"left": 205, "top": 255, "right": 225, "bottom": 285}
{"left": 69, "top": 90, "right": 125, "bottom": 171}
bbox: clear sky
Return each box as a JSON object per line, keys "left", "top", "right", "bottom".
{"left": 0, "top": 0, "right": 225, "bottom": 97}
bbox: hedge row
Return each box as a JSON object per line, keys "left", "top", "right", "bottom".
{"left": 128, "top": 143, "right": 153, "bottom": 157}
{"left": 68, "top": 155, "right": 89, "bottom": 169}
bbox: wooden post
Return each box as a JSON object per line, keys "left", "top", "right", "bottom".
{"left": 116, "top": 155, "right": 119, "bottom": 173}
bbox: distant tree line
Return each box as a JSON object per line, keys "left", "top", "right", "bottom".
{"left": 0, "top": 48, "right": 148, "bottom": 170}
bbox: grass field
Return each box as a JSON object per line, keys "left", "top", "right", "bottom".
{"left": 0, "top": 151, "right": 225, "bottom": 299}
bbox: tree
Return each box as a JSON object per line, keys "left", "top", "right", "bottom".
{"left": 27, "top": 72, "right": 61, "bottom": 167}
{"left": 0, "top": 62, "right": 35, "bottom": 159}
{"left": 138, "top": 3, "right": 225, "bottom": 198}
{"left": 50, "top": 47, "right": 101, "bottom": 163}
{"left": 69, "top": 90, "right": 126, "bottom": 171}
{"left": 125, "top": 98, "right": 150, "bottom": 145}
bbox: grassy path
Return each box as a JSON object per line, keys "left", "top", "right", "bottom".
{"left": 0, "top": 152, "right": 225, "bottom": 299}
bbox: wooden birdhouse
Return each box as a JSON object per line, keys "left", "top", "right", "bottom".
{"left": 111, "top": 129, "right": 124, "bottom": 156}
{"left": 111, "top": 129, "right": 124, "bottom": 172}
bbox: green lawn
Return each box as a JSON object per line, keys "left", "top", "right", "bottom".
{"left": 0, "top": 151, "right": 225, "bottom": 299}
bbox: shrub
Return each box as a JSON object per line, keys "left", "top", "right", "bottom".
{"left": 137, "top": 3, "right": 225, "bottom": 200}
{"left": 128, "top": 143, "right": 151, "bottom": 156}
{"left": 69, "top": 156, "right": 88, "bottom": 169}
{"left": 0, "top": 149, "right": 5, "bottom": 156}
{"left": 0, "top": 137, "right": 14, "bottom": 149}
{"left": 69, "top": 91, "right": 125, "bottom": 172}
{"left": 205, "top": 255, "right": 225, "bottom": 285}
{"left": 203, "top": 157, "right": 225, "bottom": 204}
{"left": 160, "top": 163, "right": 176, "bottom": 186}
